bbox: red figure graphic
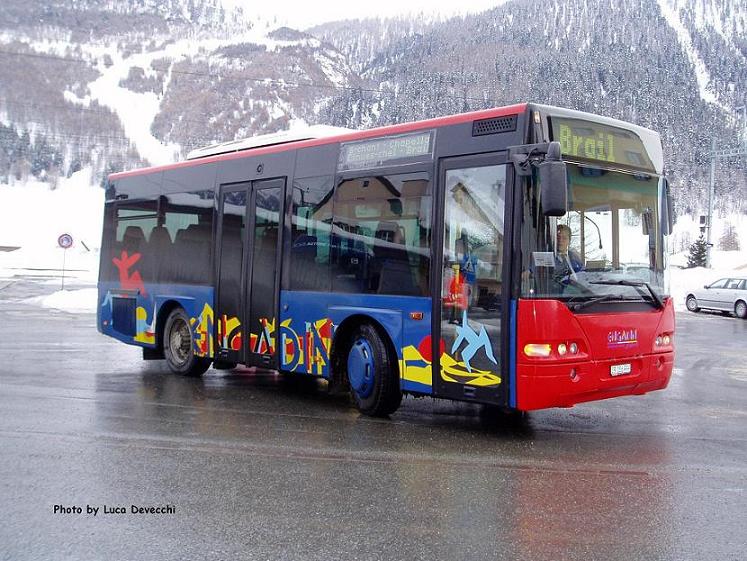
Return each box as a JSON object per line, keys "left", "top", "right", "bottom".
{"left": 112, "top": 251, "right": 146, "bottom": 295}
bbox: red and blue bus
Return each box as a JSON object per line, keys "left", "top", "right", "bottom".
{"left": 99, "top": 103, "right": 674, "bottom": 416}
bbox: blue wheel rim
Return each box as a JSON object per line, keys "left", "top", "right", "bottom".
{"left": 348, "top": 337, "right": 375, "bottom": 399}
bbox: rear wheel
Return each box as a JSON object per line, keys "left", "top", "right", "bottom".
{"left": 346, "top": 323, "right": 402, "bottom": 417}
{"left": 735, "top": 300, "right": 747, "bottom": 319}
{"left": 163, "top": 307, "right": 211, "bottom": 377}
{"left": 686, "top": 295, "right": 700, "bottom": 312}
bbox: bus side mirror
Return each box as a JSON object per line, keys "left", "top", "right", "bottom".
{"left": 540, "top": 141, "right": 567, "bottom": 217}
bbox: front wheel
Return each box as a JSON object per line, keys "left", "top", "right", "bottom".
{"left": 735, "top": 300, "right": 747, "bottom": 319}
{"left": 346, "top": 323, "right": 402, "bottom": 417}
{"left": 686, "top": 295, "right": 700, "bottom": 313}
{"left": 163, "top": 307, "right": 211, "bottom": 377}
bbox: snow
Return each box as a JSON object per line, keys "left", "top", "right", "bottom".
{"left": 670, "top": 213, "right": 747, "bottom": 258}
{"left": 680, "top": 0, "right": 746, "bottom": 46}
{"left": 313, "top": 50, "right": 349, "bottom": 88}
{"left": 24, "top": 288, "right": 98, "bottom": 313}
{"left": 87, "top": 47, "right": 183, "bottom": 166}
{"left": 0, "top": 168, "right": 102, "bottom": 283}
{"left": 0, "top": 245, "right": 99, "bottom": 283}
{"left": 82, "top": 27, "right": 341, "bottom": 165}
{"left": 669, "top": 256, "right": 747, "bottom": 312}
{"left": 667, "top": 212, "right": 747, "bottom": 310}
{"left": 62, "top": 89, "right": 92, "bottom": 107}
{"left": 7, "top": 24, "right": 329, "bottom": 167}
{"left": 221, "top": 0, "right": 506, "bottom": 29}
{"left": 656, "top": 0, "right": 733, "bottom": 114}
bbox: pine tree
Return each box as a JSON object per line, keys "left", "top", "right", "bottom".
{"left": 687, "top": 235, "right": 708, "bottom": 268}
{"left": 719, "top": 223, "right": 740, "bottom": 251}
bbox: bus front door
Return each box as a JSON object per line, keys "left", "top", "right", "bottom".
{"left": 216, "top": 184, "right": 249, "bottom": 365}
{"left": 434, "top": 155, "right": 509, "bottom": 405}
{"left": 215, "top": 178, "right": 285, "bottom": 368}
{"left": 244, "top": 178, "right": 285, "bottom": 367}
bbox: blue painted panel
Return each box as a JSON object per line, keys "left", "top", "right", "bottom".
{"left": 98, "top": 281, "right": 214, "bottom": 357}
{"left": 279, "top": 291, "right": 434, "bottom": 394}
{"left": 328, "top": 306, "right": 403, "bottom": 350}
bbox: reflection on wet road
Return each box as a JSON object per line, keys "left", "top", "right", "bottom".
{"left": 0, "top": 281, "right": 745, "bottom": 560}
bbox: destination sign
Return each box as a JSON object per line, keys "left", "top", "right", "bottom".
{"left": 551, "top": 117, "right": 654, "bottom": 172}
{"left": 339, "top": 131, "right": 434, "bottom": 171}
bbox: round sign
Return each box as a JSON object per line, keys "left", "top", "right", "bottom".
{"left": 58, "top": 233, "right": 73, "bottom": 249}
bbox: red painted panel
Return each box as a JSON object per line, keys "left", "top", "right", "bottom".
{"left": 516, "top": 298, "right": 674, "bottom": 410}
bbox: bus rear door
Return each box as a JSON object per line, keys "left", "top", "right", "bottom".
{"left": 215, "top": 178, "right": 286, "bottom": 368}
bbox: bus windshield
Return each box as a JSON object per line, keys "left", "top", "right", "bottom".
{"left": 521, "top": 164, "right": 669, "bottom": 303}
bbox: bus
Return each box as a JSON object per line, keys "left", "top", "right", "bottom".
{"left": 99, "top": 102, "right": 675, "bottom": 416}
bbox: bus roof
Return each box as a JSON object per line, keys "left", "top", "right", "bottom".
{"left": 109, "top": 102, "right": 664, "bottom": 180}
{"left": 109, "top": 103, "right": 529, "bottom": 180}
{"left": 185, "top": 124, "right": 355, "bottom": 160}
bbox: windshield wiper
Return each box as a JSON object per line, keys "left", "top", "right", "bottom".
{"left": 589, "top": 279, "right": 664, "bottom": 309}
{"left": 568, "top": 293, "right": 627, "bottom": 311}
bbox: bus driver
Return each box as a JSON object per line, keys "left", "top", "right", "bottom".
{"left": 554, "top": 224, "right": 583, "bottom": 280}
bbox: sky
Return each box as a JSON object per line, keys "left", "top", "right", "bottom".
{"left": 220, "top": 0, "right": 506, "bottom": 29}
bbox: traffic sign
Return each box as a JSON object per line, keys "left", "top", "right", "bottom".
{"left": 58, "top": 233, "right": 73, "bottom": 249}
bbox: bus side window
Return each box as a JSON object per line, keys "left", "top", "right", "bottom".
{"left": 332, "top": 173, "right": 431, "bottom": 296}
{"left": 159, "top": 194, "right": 212, "bottom": 285}
{"left": 114, "top": 201, "right": 158, "bottom": 282}
{"left": 289, "top": 176, "right": 333, "bottom": 292}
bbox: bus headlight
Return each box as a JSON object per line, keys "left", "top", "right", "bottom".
{"left": 654, "top": 333, "right": 673, "bottom": 347}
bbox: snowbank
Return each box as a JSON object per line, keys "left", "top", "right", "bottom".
{"left": 0, "top": 245, "right": 100, "bottom": 282}
{"left": 669, "top": 251, "right": 747, "bottom": 311}
{"left": 0, "top": 168, "right": 103, "bottom": 282}
{"left": 25, "top": 288, "right": 98, "bottom": 313}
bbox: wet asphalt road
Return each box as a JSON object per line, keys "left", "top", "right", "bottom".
{"left": 0, "top": 279, "right": 745, "bottom": 561}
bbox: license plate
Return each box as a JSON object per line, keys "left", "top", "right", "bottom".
{"left": 610, "top": 363, "right": 632, "bottom": 377}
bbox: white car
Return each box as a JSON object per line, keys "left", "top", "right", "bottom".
{"left": 685, "top": 277, "right": 747, "bottom": 319}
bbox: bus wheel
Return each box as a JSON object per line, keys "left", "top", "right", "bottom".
{"left": 735, "top": 300, "right": 747, "bottom": 319}
{"left": 685, "top": 295, "right": 700, "bottom": 312}
{"left": 163, "top": 307, "right": 211, "bottom": 377}
{"left": 346, "top": 323, "right": 402, "bottom": 417}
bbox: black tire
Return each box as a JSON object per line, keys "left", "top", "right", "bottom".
{"left": 686, "top": 295, "right": 700, "bottom": 312}
{"left": 163, "top": 307, "right": 211, "bottom": 377}
{"left": 735, "top": 300, "right": 747, "bottom": 319}
{"left": 345, "top": 323, "right": 402, "bottom": 417}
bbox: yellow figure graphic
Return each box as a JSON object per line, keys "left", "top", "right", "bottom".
{"left": 400, "top": 345, "right": 433, "bottom": 388}
{"left": 218, "top": 315, "right": 242, "bottom": 351}
{"left": 134, "top": 306, "right": 155, "bottom": 344}
{"left": 190, "top": 303, "right": 214, "bottom": 358}
{"left": 440, "top": 352, "right": 501, "bottom": 387}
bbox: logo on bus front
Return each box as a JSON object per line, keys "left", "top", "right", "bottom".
{"left": 607, "top": 329, "right": 638, "bottom": 348}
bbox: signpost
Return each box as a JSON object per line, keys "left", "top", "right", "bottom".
{"left": 58, "top": 233, "right": 73, "bottom": 290}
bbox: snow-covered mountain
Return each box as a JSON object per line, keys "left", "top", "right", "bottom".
{"left": 0, "top": 0, "right": 744, "bottom": 216}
